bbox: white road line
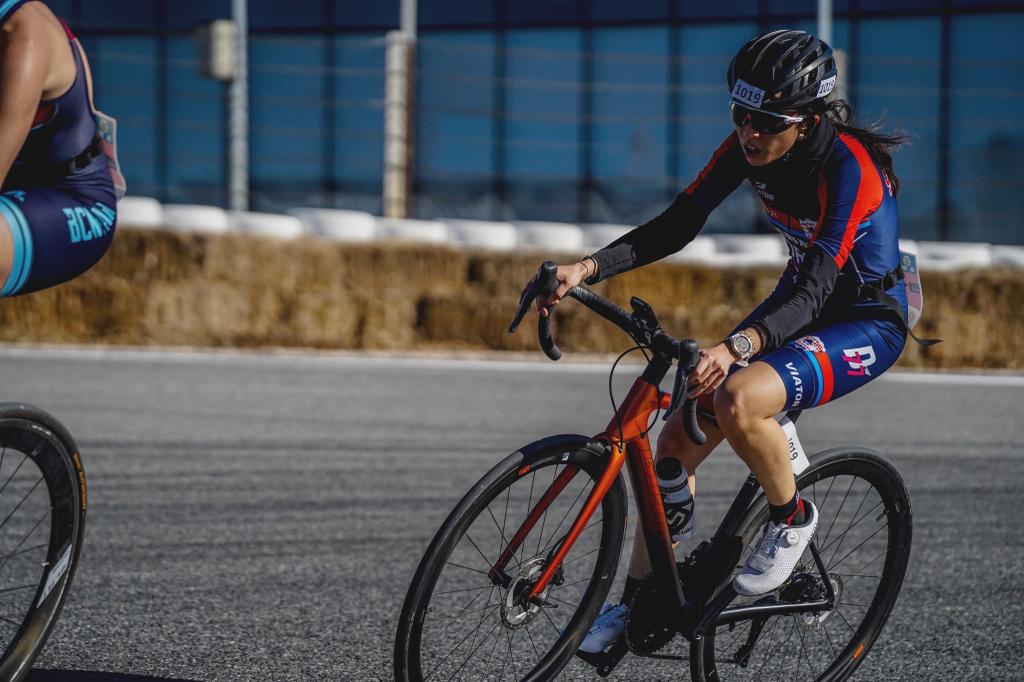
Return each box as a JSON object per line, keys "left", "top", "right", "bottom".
{"left": 0, "top": 345, "right": 1022, "bottom": 386}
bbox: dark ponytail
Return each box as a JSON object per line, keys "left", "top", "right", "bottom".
{"left": 806, "top": 99, "right": 907, "bottom": 195}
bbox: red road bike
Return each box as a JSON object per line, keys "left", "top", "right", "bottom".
{"left": 395, "top": 262, "right": 912, "bottom": 681}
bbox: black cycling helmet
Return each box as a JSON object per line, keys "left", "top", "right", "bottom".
{"left": 727, "top": 30, "right": 837, "bottom": 113}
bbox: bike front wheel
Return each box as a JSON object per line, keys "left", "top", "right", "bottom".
{"left": 394, "top": 436, "right": 627, "bottom": 682}
{"left": 691, "top": 448, "right": 912, "bottom": 682}
{"left": 0, "top": 404, "right": 87, "bottom": 682}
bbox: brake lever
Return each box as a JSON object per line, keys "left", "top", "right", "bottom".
{"left": 508, "top": 276, "right": 538, "bottom": 333}
{"left": 535, "top": 262, "right": 562, "bottom": 361}
{"left": 507, "top": 261, "right": 563, "bottom": 361}
{"left": 664, "top": 339, "right": 707, "bottom": 445}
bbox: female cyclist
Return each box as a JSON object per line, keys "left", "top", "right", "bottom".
{"left": 0, "top": 1, "right": 119, "bottom": 298}
{"left": 535, "top": 29, "right": 915, "bottom": 654}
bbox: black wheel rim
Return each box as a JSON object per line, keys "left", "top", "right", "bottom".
{"left": 0, "top": 419, "right": 80, "bottom": 679}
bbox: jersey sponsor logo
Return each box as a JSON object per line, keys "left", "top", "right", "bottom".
{"left": 785, "top": 361, "right": 804, "bottom": 407}
{"left": 731, "top": 78, "right": 765, "bottom": 109}
{"left": 816, "top": 74, "right": 837, "bottom": 99}
{"left": 63, "top": 201, "right": 116, "bottom": 245}
{"left": 794, "top": 335, "right": 826, "bottom": 353}
{"left": 842, "top": 345, "right": 876, "bottom": 376}
{"left": 753, "top": 181, "right": 775, "bottom": 202}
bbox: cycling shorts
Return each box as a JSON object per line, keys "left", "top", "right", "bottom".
{"left": 0, "top": 164, "right": 117, "bottom": 297}
{"left": 732, "top": 277, "right": 907, "bottom": 410}
{"left": 754, "top": 318, "right": 905, "bottom": 410}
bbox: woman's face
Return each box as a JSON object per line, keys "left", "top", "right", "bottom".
{"left": 735, "top": 117, "right": 803, "bottom": 166}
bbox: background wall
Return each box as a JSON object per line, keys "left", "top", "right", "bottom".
{"left": 53, "top": 0, "right": 1024, "bottom": 242}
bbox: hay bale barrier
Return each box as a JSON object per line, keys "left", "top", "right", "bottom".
{"left": 0, "top": 228, "right": 1020, "bottom": 369}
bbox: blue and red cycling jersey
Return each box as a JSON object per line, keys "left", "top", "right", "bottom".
{"left": 589, "top": 116, "right": 909, "bottom": 409}
{"left": 590, "top": 116, "right": 908, "bottom": 354}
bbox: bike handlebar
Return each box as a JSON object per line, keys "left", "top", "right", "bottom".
{"left": 509, "top": 261, "right": 707, "bottom": 445}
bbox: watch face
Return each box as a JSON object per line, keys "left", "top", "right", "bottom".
{"left": 732, "top": 334, "right": 752, "bottom": 356}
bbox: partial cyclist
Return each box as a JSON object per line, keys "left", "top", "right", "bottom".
{"left": 0, "top": 0, "right": 122, "bottom": 298}
{"left": 537, "top": 30, "right": 922, "bottom": 654}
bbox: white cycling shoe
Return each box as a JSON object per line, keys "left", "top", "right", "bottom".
{"left": 578, "top": 602, "right": 628, "bottom": 653}
{"left": 733, "top": 500, "right": 819, "bottom": 597}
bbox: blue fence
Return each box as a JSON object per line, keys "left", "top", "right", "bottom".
{"left": 58, "top": 0, "right": 1024, "bottom": 243}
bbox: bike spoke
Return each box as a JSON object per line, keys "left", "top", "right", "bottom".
{"left": 819, "top": 476, "right": 857, "bottom": 550}
{"left": 0, "top": 583, "right": 37, "bottom": 596}
{"left": 824, "top": 485, "right": 873, "bottom": 569}
{"left": 485, "top": 494, "right": 522, "bottom": 574}
{"left": 423, "top": 608, "right": 499, "bottom": 682}
{"left": 538, "top": 482, "right": 590, "bottom": 562}
{"left": 435, "top": 583, "right": 494, "bottom": 597}
{"left": 0, "top": 507, "right": 49, "bottom": 577}
{"left": 828, "top": 522, "right": 887, "bottom": 572}
{"left": 536, "top": 518, "right": 601, "bottom": 564}
{"left": 461, "top": 532, "right": 494, "bottom": 573}
{"left": 444, "top": 560, "right": 490, "bottom": 577}
{"left": 0, "top": 454, "right": 30, "bottom": 499}
{"left": 818, "top": 499, "right": 883, "bottom": 557}
{"left": 546, "top": 594, "right": 580, "bottom": 609}
{"left": 535, "top": 465, "right": 559, "bottom": 559}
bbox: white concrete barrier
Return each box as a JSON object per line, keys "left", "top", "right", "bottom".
{"left": 991, "top": 245, "right": 1024, "bottom": 268}
{"left": 708, "top": 234, "right": 788, "bottom": 267}
{"left": 230, "top": 211, "right": 305, "bottom": 239}
{"left": 162, "top": 204, "right": 231, "bottom": 234}
{"left": 290, "top": 208, "right": 377, "bottom": 242}
{"left": 666, "top": 236, "right": 718, "bottom": 263}
{"left": 514, "top": 221, "right": 585, "bottom": 253}
{"left": 580, "top": 223, "right": 632, "bottom": 252}
{"left": 442, "top": 219, "right": 518, "bottom": 251}
{"left": 917, "top": 240, "right": 992, "bottom": 271}
{"left": 376, "top": 218, "right": 449, "bottom": 244}
{"left": 116, "top": 196, "right": 163, "bottom": 229}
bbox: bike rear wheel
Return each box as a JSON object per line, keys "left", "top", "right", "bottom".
{"left": 0, "top": 404, "right": 86, "bottom": 682}
{"left": 691, "top": 448, "right": 912, "bottom": 682}
{"left": 394, "top": 436, "right": 627, "bottom": 682}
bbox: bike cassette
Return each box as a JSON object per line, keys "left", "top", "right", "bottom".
{"left": 625, "top": 580, "right": 677, "bottom": 655}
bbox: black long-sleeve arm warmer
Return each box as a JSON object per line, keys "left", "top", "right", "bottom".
{"left": 586, "top": 193, "right": 709, "bottom": 284}
{"left": 749, "top": 245, "right": 841, "bottom": 353}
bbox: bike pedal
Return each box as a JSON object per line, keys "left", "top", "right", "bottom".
{"left": 576, "top": 639, "right": 628, "bottom": 677}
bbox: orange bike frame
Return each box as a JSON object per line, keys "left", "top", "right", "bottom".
{"left": 487, "top": 375, "right": 686, "bottom": 608}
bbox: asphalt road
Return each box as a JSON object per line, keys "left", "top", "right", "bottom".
{"left": 0, "top": 347, "right": 1019, "bottom": 681}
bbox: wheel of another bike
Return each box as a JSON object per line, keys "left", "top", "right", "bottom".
{"left": 394, "top": 437, "right": 627, "bottom": 682}
{"left": 0, "top": 404, "right": 87, "bottom": 682}
{"left": 691, "top": 448, "right": 912, "bottom": 682}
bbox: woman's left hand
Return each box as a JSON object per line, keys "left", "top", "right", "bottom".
{"left": 686, "top": 343, "right": 737, "bottom": 398}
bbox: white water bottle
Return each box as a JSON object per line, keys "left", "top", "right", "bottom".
{"left": 656, "top": 457, "right": 695, "bottom": 542}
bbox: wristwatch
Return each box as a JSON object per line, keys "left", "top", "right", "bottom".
{"left": 727, "top": 332, "right": 754, "bottom": 363}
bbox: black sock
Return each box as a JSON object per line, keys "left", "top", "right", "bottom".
{"left": 769, "top": 492, "right": 806, "bottom": 526}
{"left": 621, "top": 575, "right": 644, "bottom": 605}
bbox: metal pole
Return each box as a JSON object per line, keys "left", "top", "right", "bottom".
{"left": 383, "top": 0, "right": 417, "bottom": 218}
{"left": 817, "top": 0, "right": 833, "bottom": 45}
{"left": 229, "top": 0, "right": 249, "bottom": 212}
{"left": 401, "top": 0, "right": 417, "bottom": 38}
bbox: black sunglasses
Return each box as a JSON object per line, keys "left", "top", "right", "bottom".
{"left": 730, "top": 102, "right": 805, "bottom": 135}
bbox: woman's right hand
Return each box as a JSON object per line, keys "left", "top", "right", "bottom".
{"left": 535, "top": 260, "right": 594, "bottom": 317}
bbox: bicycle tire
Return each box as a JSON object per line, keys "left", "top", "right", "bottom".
{"left": 0, "top": 403, "right": 87, "bottom": 682}
{"left": 394, "top": 435, "right": 627, "bottom": 682}
{"left": 690, "top": 447, "right": 912, "bottom": 682}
